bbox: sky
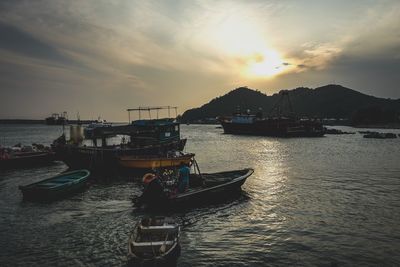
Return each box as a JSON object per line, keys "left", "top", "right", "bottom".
{"left": 0, "top": 0, "right": 399, "bottom": 121}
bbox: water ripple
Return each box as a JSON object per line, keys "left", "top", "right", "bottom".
{"left": 1, "top": 125, "right": 400, "bottom": 266}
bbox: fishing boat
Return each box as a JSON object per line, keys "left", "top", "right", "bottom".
{"left": 134, "top": 168, "right": 254, "bottom": 209}
{"left": 53, "top": 107, "right": 187, "bottom": 172}
{"left": 45, "top": 112, "right": 68, "bottom": 125}
{"left": 128, "top": 217, "right": 181, "bottom": 266}
{"left": 119, "top": 152, "right": 195, "bottom": 169}
{"left": 0, "top": 150, "right": 56, "bottom": 170}
{"left": 19, "top": 169, "right": 90, "bottom": 201}
{"left": 83, "top": 119, "right": 112, "bottom": 139}
{"left": 220, "top": 114, "right": 325, "bottom": 137}
{"left": 220, "top": 91, "right": 325, "bottom": 137}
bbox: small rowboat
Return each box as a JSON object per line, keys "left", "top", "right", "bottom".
{"left": 19, "top": 169, "right": 90, "bottom": 201}
{"left": 128, "top": 217, "right": 181, "bottom": 266}
{"left": 119, "top": 153, "right": 195, "bottom": 169}
{"left": 134, "top": 168, "right": 254, "bottom": 209}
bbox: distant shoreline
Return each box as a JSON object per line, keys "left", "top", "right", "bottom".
{"left": 1, "top": 120, "right": 400, "bottom": 129}
{"left": 0, "top": 119, "right": 97, "bottom": 124}
{"left": 0, "top": 119, "right": 44, "bottom": 124}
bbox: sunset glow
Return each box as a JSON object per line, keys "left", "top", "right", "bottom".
{"left": 0, "top": 1, "right": 399, "bottom": 120}
{"left": 245, "top": 50, "right": 288, "bottom": 78}
{"left": 202, "top": 13, "right": 290, "bottom": 78}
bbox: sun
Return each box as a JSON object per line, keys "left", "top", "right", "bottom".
{"left": 245, "top": 50, "right": 286, "bottom": 78}
{"left": 203, "top": 12, "right": 290, "bottom": 78}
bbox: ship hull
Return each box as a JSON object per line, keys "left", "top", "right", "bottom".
{"left": 56, "top": 139, "right": 187, "bottom": 172}
{"left": 221, "top": 120, "right": 324, "bottom": 137}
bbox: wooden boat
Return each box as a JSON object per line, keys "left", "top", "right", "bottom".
{"left": 53, "top": 116, "right": 187, "bottom": 172}
{"left": 0, "top": 151, "right": 56, "bottom": 170}
{"left": 56, "top": 138, "right": 187, "bottom": 172}
{"left": 19, "top": 169, "right": 90, "bottom": 201}
{"left": 128, "top": 217, "right": 181, "bottom": 266}
{"left": 118, "top": 153, "right": 195, "bottom": 169}
{"left": 134, "top": 168, "right": 254, "bottom": 209}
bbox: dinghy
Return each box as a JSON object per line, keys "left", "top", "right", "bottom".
{"left": 19, "top": 169, "right": 90, "bottom": 201}
{"left": 128, "top": 217, "right": 181, "bottom": 266}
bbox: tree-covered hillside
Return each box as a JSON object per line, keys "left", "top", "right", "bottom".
{"left": 181, "top": 85, "right": 400, "bottom": 125}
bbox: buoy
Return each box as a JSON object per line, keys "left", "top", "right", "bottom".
{"left": 142, "top": 173, "right": 156, "bottom": 184}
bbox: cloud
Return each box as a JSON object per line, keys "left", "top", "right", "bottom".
{"left": 0, "top": 21, "right": 72, "bottom": 64}
{"left": 0, "top": 0, "right": 400, "bottom": 119}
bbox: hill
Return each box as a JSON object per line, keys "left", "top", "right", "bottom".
{"left": 181, "top": 85, "right": 400, "bottom": 125}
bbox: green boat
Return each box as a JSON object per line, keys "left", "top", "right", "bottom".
{"left": 19, "top": 169, "right": 90, "bottom": 201}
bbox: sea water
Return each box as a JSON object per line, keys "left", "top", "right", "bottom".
{"left": 0, "top": 124, "right": 399, "bottom": 266}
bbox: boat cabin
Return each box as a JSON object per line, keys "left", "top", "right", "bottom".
{"left": 131, "top": 118, "right": 180, "bottom": 143}
{"left": 231, "top": 114, "right": 255, "bottom": 124}
{"left": 81, "top": 106, "right": 181, "bottom": 147}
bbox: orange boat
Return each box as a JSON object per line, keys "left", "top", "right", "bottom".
{"left": 118, "top": 153, "right": 195, "bottom": 169}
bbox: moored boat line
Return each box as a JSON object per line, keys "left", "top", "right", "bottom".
{"left": 0, "top": 143, "right": 56, "bottom": 170}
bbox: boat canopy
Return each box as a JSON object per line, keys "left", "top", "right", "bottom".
{"left": 127, "top": 106, "right": 178, "bottom": 122}
{"left": 133, "top": 118, "right": 177, "bottom": 127}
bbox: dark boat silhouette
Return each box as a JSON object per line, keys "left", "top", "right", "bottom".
{"left": 45, "top": 112, "right": 68, "bottom": 125}
{"left": 0, "top": 151, "right": 56, "bottom": 170}
{"left": 134, "top": 168, "right": 254, "bottom": 209}
{"left": 220, "top": 91, "right": 325, "bottom": 137}
{"left": 53, "top": 107, "right": 187, "bottom": 172}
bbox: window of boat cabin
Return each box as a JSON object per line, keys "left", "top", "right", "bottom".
{"left": 157, "top": 123, "right": 179, "bottom": 140}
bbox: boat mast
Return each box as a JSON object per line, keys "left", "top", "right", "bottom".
{"left": 268, "top": 90, "right": 294, "bottom": 118}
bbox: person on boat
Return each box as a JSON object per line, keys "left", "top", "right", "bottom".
{"left": 178, "top": 162, "right": 190, "bottom": 193}
{"left": 0, "top": 148, "right": 10, "bottom": 160}
{"left": 137, "top": 173, "right": 167, "bottom": 207}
